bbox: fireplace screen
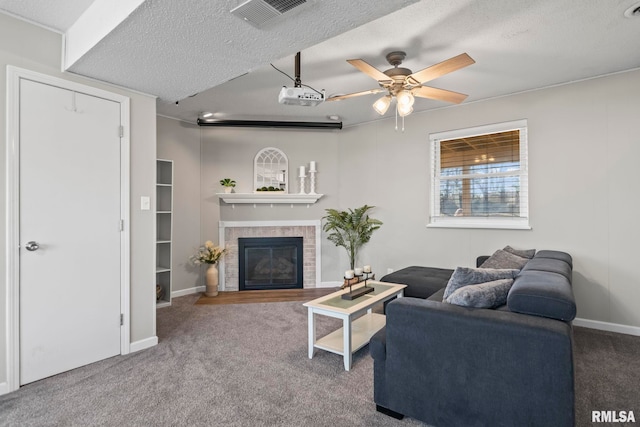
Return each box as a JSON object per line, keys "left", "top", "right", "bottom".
{"left": 238, "top": 237, "right": 303, "bottom": 290}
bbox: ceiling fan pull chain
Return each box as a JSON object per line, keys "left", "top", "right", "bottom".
{"left": 395, "top": 104, "right": 398, "bottom": 131}
{"left": 402, "top": 115, "right": 405, "bottom": 132}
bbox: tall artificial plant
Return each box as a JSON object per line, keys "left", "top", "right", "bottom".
{"left": 322, "top": 205, "right": 383, "bottom": 270}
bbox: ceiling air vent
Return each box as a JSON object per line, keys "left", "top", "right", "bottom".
{"left": 231, "top": 0, "right": 307, "bottom": 27}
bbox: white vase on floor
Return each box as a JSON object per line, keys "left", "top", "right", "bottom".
{"left": 205, "top": 264, "right": 219, "bottom": 297}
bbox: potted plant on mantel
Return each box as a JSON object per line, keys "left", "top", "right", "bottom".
{"left": 190, "top": 241, "right": 226, "bottom": 297}
{"left": 219, "top": 178, "right": 236, "bottom": 193}
{"left": 322, "top": 205, "right": 383, "bottom": 270}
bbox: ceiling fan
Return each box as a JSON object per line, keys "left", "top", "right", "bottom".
{"left": 327, "top": 51, "right": 475, "bottom": 124}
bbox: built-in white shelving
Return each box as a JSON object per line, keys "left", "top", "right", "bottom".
{"left": 156, "top": 159, "right": 173, "bottom": 308}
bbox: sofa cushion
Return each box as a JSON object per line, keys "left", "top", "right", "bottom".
{"left": 428, "top": 288, "right": 445, "bottom": 302}
{"left": 446, "top": 278, "right": 514, "bottom": 308}
{"left": 503, "top": 245, "right": 536, "bottom": 259}
{"left": 480, "top": 249, "right": 529, "bottom": 270}
{"left": 534, "top": 250, "right": 573, "bottom": 269}
{"left": 442, "top": 267, "right": 520, "bottom": 301}
{"left": 381, "top": 266, "right": 454, "bottom": 299}
{"left": 507, "top": 270, "right": 576, "bottom": 321}
{"left": 521, "top": 258, "right": 572, "bottom": 282}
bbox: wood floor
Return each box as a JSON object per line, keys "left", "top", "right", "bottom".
{"left": 195, "top": 287, "right": 339, "bottom": 305}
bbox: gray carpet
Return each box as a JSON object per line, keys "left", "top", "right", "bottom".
{"left": 1, "top": 294, "right": 638, "bottom": 426}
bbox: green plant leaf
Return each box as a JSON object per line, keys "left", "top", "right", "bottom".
{"left": 321, "top": 205, "right": 382, "bottom": 270}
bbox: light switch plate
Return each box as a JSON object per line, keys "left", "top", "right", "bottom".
{"left": 141, "top": 196, "right": 150, "bottom": 210}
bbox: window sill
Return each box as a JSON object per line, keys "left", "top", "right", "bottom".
{"left": 427, "top": 218, "right": 531, "bottom": 230}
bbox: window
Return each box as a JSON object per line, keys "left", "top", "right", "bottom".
{"left": 429, "top": 120, "right": 530, "bottom": 229}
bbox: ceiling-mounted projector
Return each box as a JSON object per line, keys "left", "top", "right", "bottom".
{"left": 278, "top": 87, "right": 325, "bottom": 106}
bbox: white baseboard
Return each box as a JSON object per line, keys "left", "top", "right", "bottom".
{"left": 573, "top": 318, "right": 640, "bottom": 337}
{"left": 129, "top": 336, "right": 158, "bottom": 353}
{"left": 317, "top": 281, "right": 342, "bottom": 288}
{"left": 0, "top": 381, "right": 8, "bottom": 396}
{"left": 171, "top": 286, "right": 205, "bottom": 298}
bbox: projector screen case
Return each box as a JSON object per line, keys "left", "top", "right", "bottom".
{"left": 196, "top": 119, "right": 342, "bottom": 129}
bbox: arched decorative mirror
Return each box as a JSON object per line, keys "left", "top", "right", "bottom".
{"left": 254, "top": 147, "right": 288, "bottom": 193}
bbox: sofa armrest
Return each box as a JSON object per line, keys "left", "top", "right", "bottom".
{"left": 370, "top": 327, "right": 386, "bottom": 362}
{"left": 380, "top": 297, "right": 574, "bottom": 427}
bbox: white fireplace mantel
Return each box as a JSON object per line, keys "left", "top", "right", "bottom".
{"left": 217, "top": 193, "right": 323, "bottom": 205}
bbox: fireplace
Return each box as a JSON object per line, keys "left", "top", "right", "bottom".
{"left": 238, "top": 237, "right": 304, "bottom": 290}
{"left": 219, "top": 220, "right": 321, "bottom": 291}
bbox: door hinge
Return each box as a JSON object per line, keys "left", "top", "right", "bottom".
{"left": 120, "top": 313, "right": 124, "bottom": 326}
{"left": 119, "top": 219, "right": 124, "bottom": 231}
{"left": 119, "top": 125, "right": 124, "bottom": 138}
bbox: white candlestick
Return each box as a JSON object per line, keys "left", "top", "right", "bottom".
{"left": 298, "top": 175, "right": 306, "bottom": 195}
{"left": 345, "top": 270, "right": 354, "bottom": 279}
{"left": 298, "top": 166, "right": 306, "bottom": 178}
{"left": 309, "top": 161, "right": 317, "bottom": 172}
{"left": 308, "top": 170, "right": 317, "bottom": 195}
{"left": 354, "top": 267, "right": 363, "bottom": 276}
{"left": 363, "top": 265, "right": 371, "bottom": 273}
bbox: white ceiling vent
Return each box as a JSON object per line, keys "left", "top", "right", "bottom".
{"left": 231, "top": 0, "right": 307, "bottom": 27}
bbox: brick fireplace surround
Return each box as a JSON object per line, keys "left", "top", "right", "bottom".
{"left": 218, "top": 220, "right": 322, "bottom": 291}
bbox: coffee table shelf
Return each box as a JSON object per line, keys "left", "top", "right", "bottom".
{"left": 314, "top": 312, "right": 386, "bottom": 354}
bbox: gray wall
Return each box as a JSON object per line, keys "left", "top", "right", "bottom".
{"left": 116, "top": 30, "right": 639, "bottom": 331}
{"left": 0, "top": 13, "right": 157, "bottom": 387}
{"left": 334, "top": 69, "right": 640, "bottom": 327}
{"left": 157, "top": 117, "right": 203, "bottom": 292}
{"left": 200, "top": 127, "right": 343, "bottom": 278}
{"left": 189, "top": 69, "right": 640, "bottom": 328}
{"left": 157, "top": 121, "right": 345, "bottom": 286}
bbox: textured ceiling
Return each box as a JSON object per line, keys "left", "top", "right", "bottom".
{"left": 0, "top": 0, "right": 94, "bottom": 32}
{"left": 66, "top": 0, "right": 419, "bottom": 102}
{"left": 1, "top": 0, "right": 640, "bottom": 127}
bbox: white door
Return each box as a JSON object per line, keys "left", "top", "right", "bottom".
{"left": 19, "top": 79, "right": 122, "bottom": 385}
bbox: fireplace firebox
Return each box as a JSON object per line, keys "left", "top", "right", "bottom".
{"left": 238, "top": 237, "right": 304, "bottom": 290}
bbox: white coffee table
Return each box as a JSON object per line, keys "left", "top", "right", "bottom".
{"left": 303, "top": 280, "right": 406, "bottom": 371}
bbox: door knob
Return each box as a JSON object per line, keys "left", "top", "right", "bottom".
{"left": 25, "top": 241, "right": 40, "bottom": 251}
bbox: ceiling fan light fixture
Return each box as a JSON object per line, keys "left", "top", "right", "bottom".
{"left": 397, "top": 103, "right": 413, "bottom": 117}
{"left": 335, "top": 51, "right": 475, "bottom": 129}
{"left": 624, "top": 2, "right": 640, "bottom": 17}
{"left": 372, "top": 95, "right": 391, "bottom": 115}
{"left": 396, "top": 90, "right": 415, "bottom": 108}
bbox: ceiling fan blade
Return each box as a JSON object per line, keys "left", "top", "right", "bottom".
{"left": 347, "top": 59, "right": 392, "bottom": 83}
{"left": 407, "top": 53, "right": 475, "bottom": 85}
{"left": 412, "top": 86, "right": 468, "bottom": 104}
{"left": 326, "top": 88, "right": 386, "bottom": 101}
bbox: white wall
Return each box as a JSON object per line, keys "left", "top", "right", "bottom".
{"left": 0, "top": 13, "right": 157, "bottom": 388}
{"left": 193, "top": 69, "right": 640, "bottom": 328}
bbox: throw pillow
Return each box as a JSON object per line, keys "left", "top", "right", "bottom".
{"left": 442, "top": 266, "right": 520, "bottom": 301}
{"left": 480, "top": 249, "right": 529, "bottom": 270}
{"left": 446, "top": 278, "right": 514, "bottom": 308}
{"left": 503, "top": 245, "right": 536, "bottom": 259}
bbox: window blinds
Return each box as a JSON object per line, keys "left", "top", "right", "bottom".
{"left": 432, "top": 127, "right": 528, "bottom": 222}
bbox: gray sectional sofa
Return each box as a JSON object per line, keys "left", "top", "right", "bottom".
{"left": 374, "top": 250, "right": 576, "bottom": 427}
